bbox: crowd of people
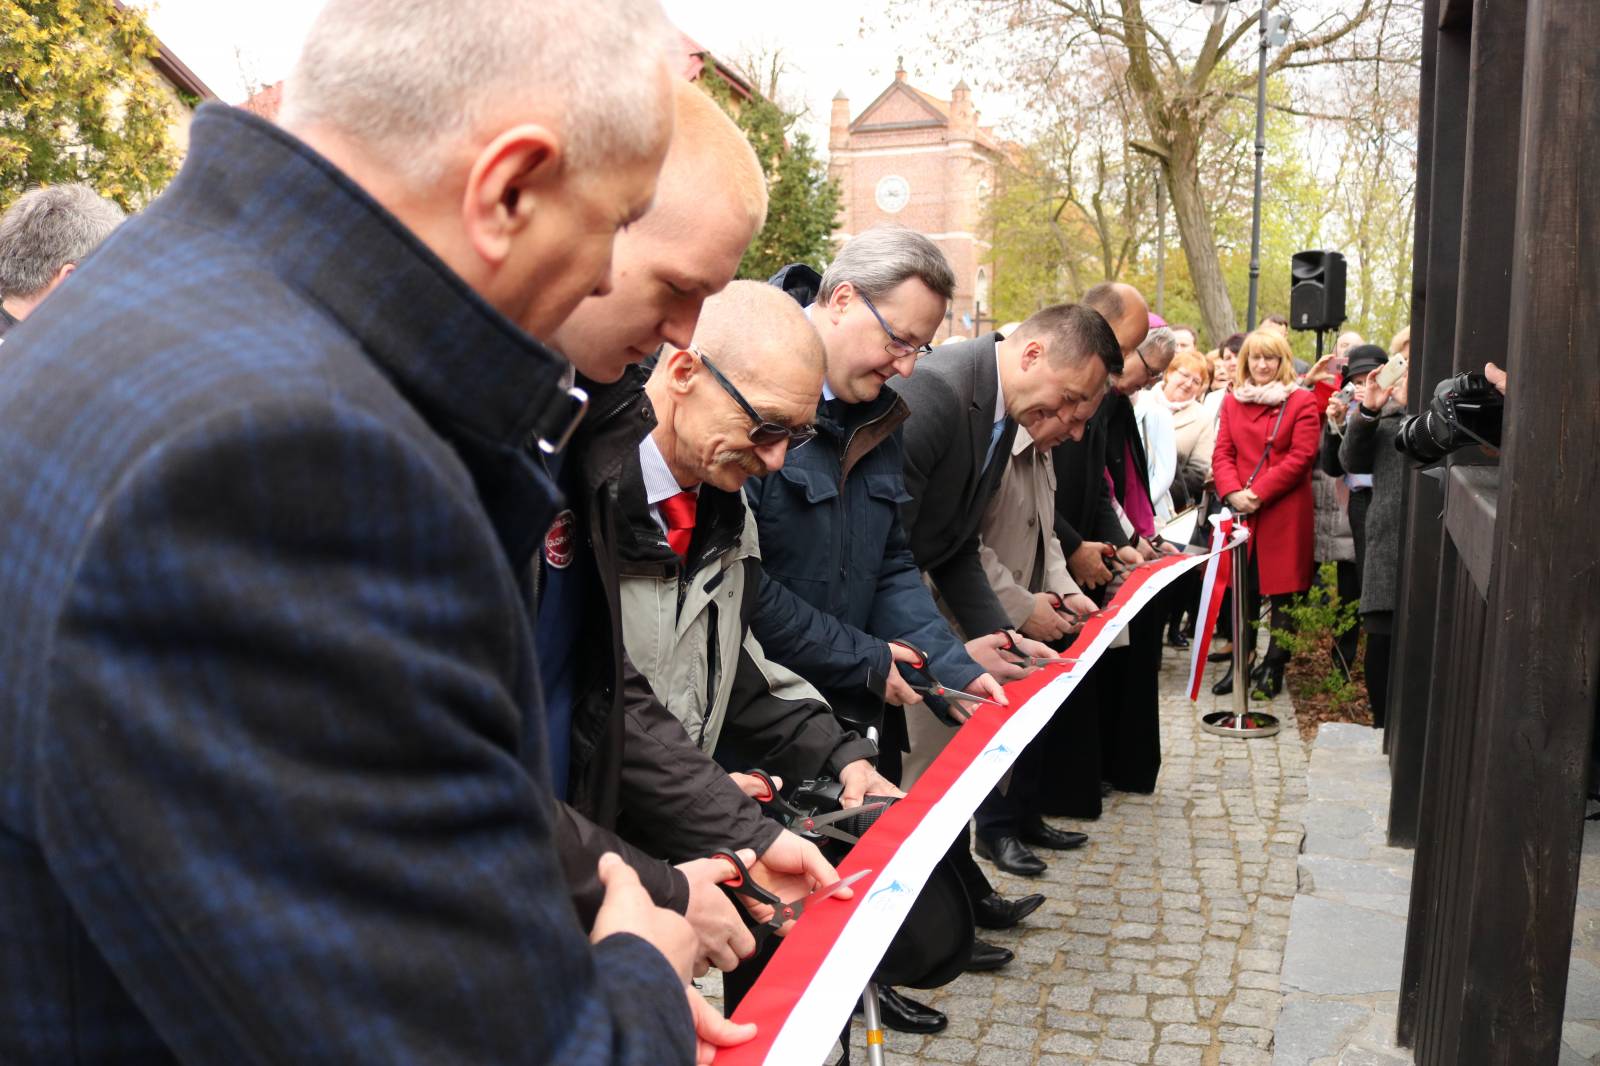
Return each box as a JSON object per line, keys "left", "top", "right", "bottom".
{"left": 0, "top": 2, "right": 1415, "bottom": 1062}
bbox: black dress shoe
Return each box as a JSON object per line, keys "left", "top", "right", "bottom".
{"left": 972, "top": 890, "right": 1046, "bottom": 929}
{"left": 861, "top": 986, "right": 947, "bottom": 1034}
{"left": 976, "top": 834, "right": 1047, "bottom": 877}
{"left": 1252, "top": 661, "right": 1285, "bottom": 699}
{"left": 1212, "top": 664, "right": 1234, "bottom": 695}
{"left": 1166, "top": 626, "right": 1190, "bottom": 648}
{"left": 1022, "top": 820, "right": 1088, "bottom": 851}
{"left": 965, "top": 938, "right": 1014, "bottom": 972}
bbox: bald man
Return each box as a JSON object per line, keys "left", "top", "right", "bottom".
{"left": 622, "top": 281, "right": 896, "bottom": 824}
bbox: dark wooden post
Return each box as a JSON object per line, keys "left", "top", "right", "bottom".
{"left": 1386, "top": 0, "right": 1470, "bottom": 852}
{"left": 1396, "top": 0, "right": 1526, "bottom": 1049}
{"left": 1449, "top": 0, "right": 1600, "bottom": 1056}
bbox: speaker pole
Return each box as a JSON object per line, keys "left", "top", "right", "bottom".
{"left": 1245, "top": 0, "right": 1269, "bottom": 331}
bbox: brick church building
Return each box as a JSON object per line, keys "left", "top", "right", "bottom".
{"left": 829, "top": 63, "right": 1002, "bottom": 342}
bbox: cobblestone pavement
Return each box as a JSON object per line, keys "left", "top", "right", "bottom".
{"left": 842, "top": 644, "right": 1309, "bottom": 1065}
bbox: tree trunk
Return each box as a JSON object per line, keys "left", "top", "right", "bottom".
{"left": 1165, "top": 139, "right": 1238, "bottom": 345}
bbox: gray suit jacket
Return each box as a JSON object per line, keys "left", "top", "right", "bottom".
{"left": 892, "top": 333, "right": 1018, "bottom": 637}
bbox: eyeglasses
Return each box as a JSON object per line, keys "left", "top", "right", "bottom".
{"left": 695, "top": 350, "right": 817, "bottom": 449}
{"left": 1134, "top": 347, "right": 1155, "bottom": 378}
{"left": 858, "top": 293, "right": 934, "bottom": 360}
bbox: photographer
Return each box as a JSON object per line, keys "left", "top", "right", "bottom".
{"left": 1339, "top": 359, "right": 1410, "bottom": 728}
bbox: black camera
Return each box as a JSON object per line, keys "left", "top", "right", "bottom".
{"left": 1396, "top": 371, "right": 1504, "bottom": 464}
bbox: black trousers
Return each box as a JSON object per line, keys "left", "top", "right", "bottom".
{"left": 1365, "top": 611, "right": 1393, "bottom": 729}
{"left": 1036, "top": 668, "right": 1104, "bottom": 819}
{"left": 1332, "top": 559, "right": 1362, "bottom": 674}
{"left": 1241, "top": 564, "right": 1298, "bottom": 668}
{"left": 1097, "top": 593, "right": 1166, "bottom": 793}
{"left": 974, "top": 740, "right": 1042, "bottom": 841}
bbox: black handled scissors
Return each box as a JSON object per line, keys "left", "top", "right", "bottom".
{"left": 712, "top": 848, "right": 873, "bottom": 941}
{"left": 739, "top": 769, "right": 890, "bottom": 845}
{"left": 889, "top": 640, "right": 1006, "bottom": 710}
{"left": 992, "top": 628, "right": 1076, "bottom": 669}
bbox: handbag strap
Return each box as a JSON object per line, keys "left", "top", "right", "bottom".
{"left": 1243, "top": 399, "right": 1291, "bottom": 488}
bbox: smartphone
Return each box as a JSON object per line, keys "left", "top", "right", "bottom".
{"left": 1376, "top": 354, "right": 1408, "bottom": 390}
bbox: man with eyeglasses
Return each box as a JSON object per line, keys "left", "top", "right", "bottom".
{"left": 617, "top": 279, "right": 898, "bottom": 850}
{"left": 749, "top": 225, "right": 1040, "bottom": 1035}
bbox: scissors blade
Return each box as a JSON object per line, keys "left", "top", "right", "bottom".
{"left": 931, "top": 685, "right": 1006, "bottom": 708}
{"left": 781, "top": 868, "right": 874, "bottom": 920}
{"left": 798, "top": 799, "right": 890, "bottom": 834}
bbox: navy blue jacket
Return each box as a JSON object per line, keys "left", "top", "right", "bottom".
{"left": 0, "top": 106, "right": 691, "bottom": 1065}
{"left": 746, "top": 266, "right": 980, "bottom": 723}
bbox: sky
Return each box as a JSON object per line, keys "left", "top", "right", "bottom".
{"left": 132, "top": 0, "right": 1023, "bottom": 150}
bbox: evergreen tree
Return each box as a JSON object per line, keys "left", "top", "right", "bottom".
{"left": 698, "top": 63, "right": 841, "bottom": 280}
{"left": 1, "top": 0, "right": 182, "bottom": 211}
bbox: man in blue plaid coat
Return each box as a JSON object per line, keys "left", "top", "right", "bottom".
{"left": 0, "top": 1, "right": 743, "bottom": 1063}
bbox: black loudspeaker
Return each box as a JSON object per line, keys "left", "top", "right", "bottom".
{"left": 1290, "top": 250, "right": 1346, "bottom": 331}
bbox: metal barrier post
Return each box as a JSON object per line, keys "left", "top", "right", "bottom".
{"left": 1201, "top": 529, "right": 1281, "bottom": 738}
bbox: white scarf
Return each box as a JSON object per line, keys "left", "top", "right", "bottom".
{"left": 1233, "top": 381, "right": 1294, "bottom": 406}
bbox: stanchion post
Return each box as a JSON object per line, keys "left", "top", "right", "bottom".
{"left": 1201, "top": 525, "right": 1282, "bottom": 739}
{"left": 862, "top": 982, "right": 886, "bottom": 1066}
{"left": 1231, "top": 533, "right": 1250, "bottom": 721}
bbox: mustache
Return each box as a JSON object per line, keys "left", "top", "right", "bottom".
{"left": 712, "top": 449, "right": 768, "bottom": 476}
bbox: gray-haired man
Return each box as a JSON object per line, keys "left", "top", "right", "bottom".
{"left": 747, "top": 226, "right": 1043, "bottom": 1034}
{"left": 0, "top": 184, "right": 124, "bottom": 340}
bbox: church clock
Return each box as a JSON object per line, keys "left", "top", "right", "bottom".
{"left": 874, "top": 174, "right": 911, "bottom": 214}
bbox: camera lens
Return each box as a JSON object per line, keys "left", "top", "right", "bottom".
{"left": 1396, "top": 410, "right": 1453, "bottom": 463}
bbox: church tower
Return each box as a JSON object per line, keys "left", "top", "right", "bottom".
{"left": 828, "top": 62, "right": 999, "bottom": 341}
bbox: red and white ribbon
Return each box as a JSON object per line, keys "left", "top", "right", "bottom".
{"left": 1186, "top": 512, "right": 1243, "bottom": 701}
{"left": 719, "top": 529, "right": 1248, "bottom": 1066}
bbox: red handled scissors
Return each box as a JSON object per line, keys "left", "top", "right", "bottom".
{"left": 889, "top": 640, "right": 1007, "bottom": 709}
{"left": 713, "top": 848, "right": 873, "bottom": 941}
{"left": 993, "top": 628, "right": 1077, "bottom": 669}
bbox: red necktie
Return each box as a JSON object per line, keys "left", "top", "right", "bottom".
{"left": 659, "top": 490, "right": 698, "bottom": 559}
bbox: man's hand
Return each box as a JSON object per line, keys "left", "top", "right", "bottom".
{"left": 838, "top": 758, "right": 904, "bottom": 807}
{"left": 748, "top": 830, "right": 849, "bottom": 935}
{"left": 883, "top": 642, "right": 925, "bottom": 706}
{"left": 1006, "top": 630, "right": 1058, "bottom": 663}
{"left": 688, "top": 987, "right": 757, "bottom": 1066}
{"left": 1021, "top": 591, "right": 1074, "bottom": 641}
{"left": 676, "top": 851, "right": 759, "bottom": 975}
{"left": 966, "top": 631, "right": 1036, "bottom": 683}
{"left": 966, "top": 673, "right": 1008, "bottom": 707}
{"left": 1133, "top": 537, "right": 1159, "bottom": 562}
{"left": 1114, "top": 544, "right": 1143, "bottom": 568}
{"left": 591, "top": 852, "right": 699, "bottom": 983}
{"left": 1068, "top": 540, "right": 1115, "bottom": 589}
{"left": 1057, "top": 591, "right": 1097, "bottom": 627}
{"left": 728, "top": 771, "right": 781, "bottom": 799}
{"left": 1484, "top": 361, "right": 1508, "bottom": 395}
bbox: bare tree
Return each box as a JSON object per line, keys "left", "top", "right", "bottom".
{"left": 915, "top": 0, "right": 1414, "bottom": 345}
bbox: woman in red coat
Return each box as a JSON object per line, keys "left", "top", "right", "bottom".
{"left": 1211, "top": 330, "right": 1321, "bottom": 697}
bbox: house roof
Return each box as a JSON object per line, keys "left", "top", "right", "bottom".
{"left": 677, "top": 31, "right": 756, "bottom": 102}
{"left": 849, "top": 78, "right": 1002, "bottom": 153}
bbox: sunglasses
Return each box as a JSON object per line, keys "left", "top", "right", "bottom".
{"left": 695, "top": 350, "right": 817, "bottom": 449}
{"left": 858, "top": 293, "right": 934, "bottom": 360}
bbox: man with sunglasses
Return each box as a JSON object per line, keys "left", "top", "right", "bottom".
{"left": 614, "top": 283, "right": 904, "bottom": 1028}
